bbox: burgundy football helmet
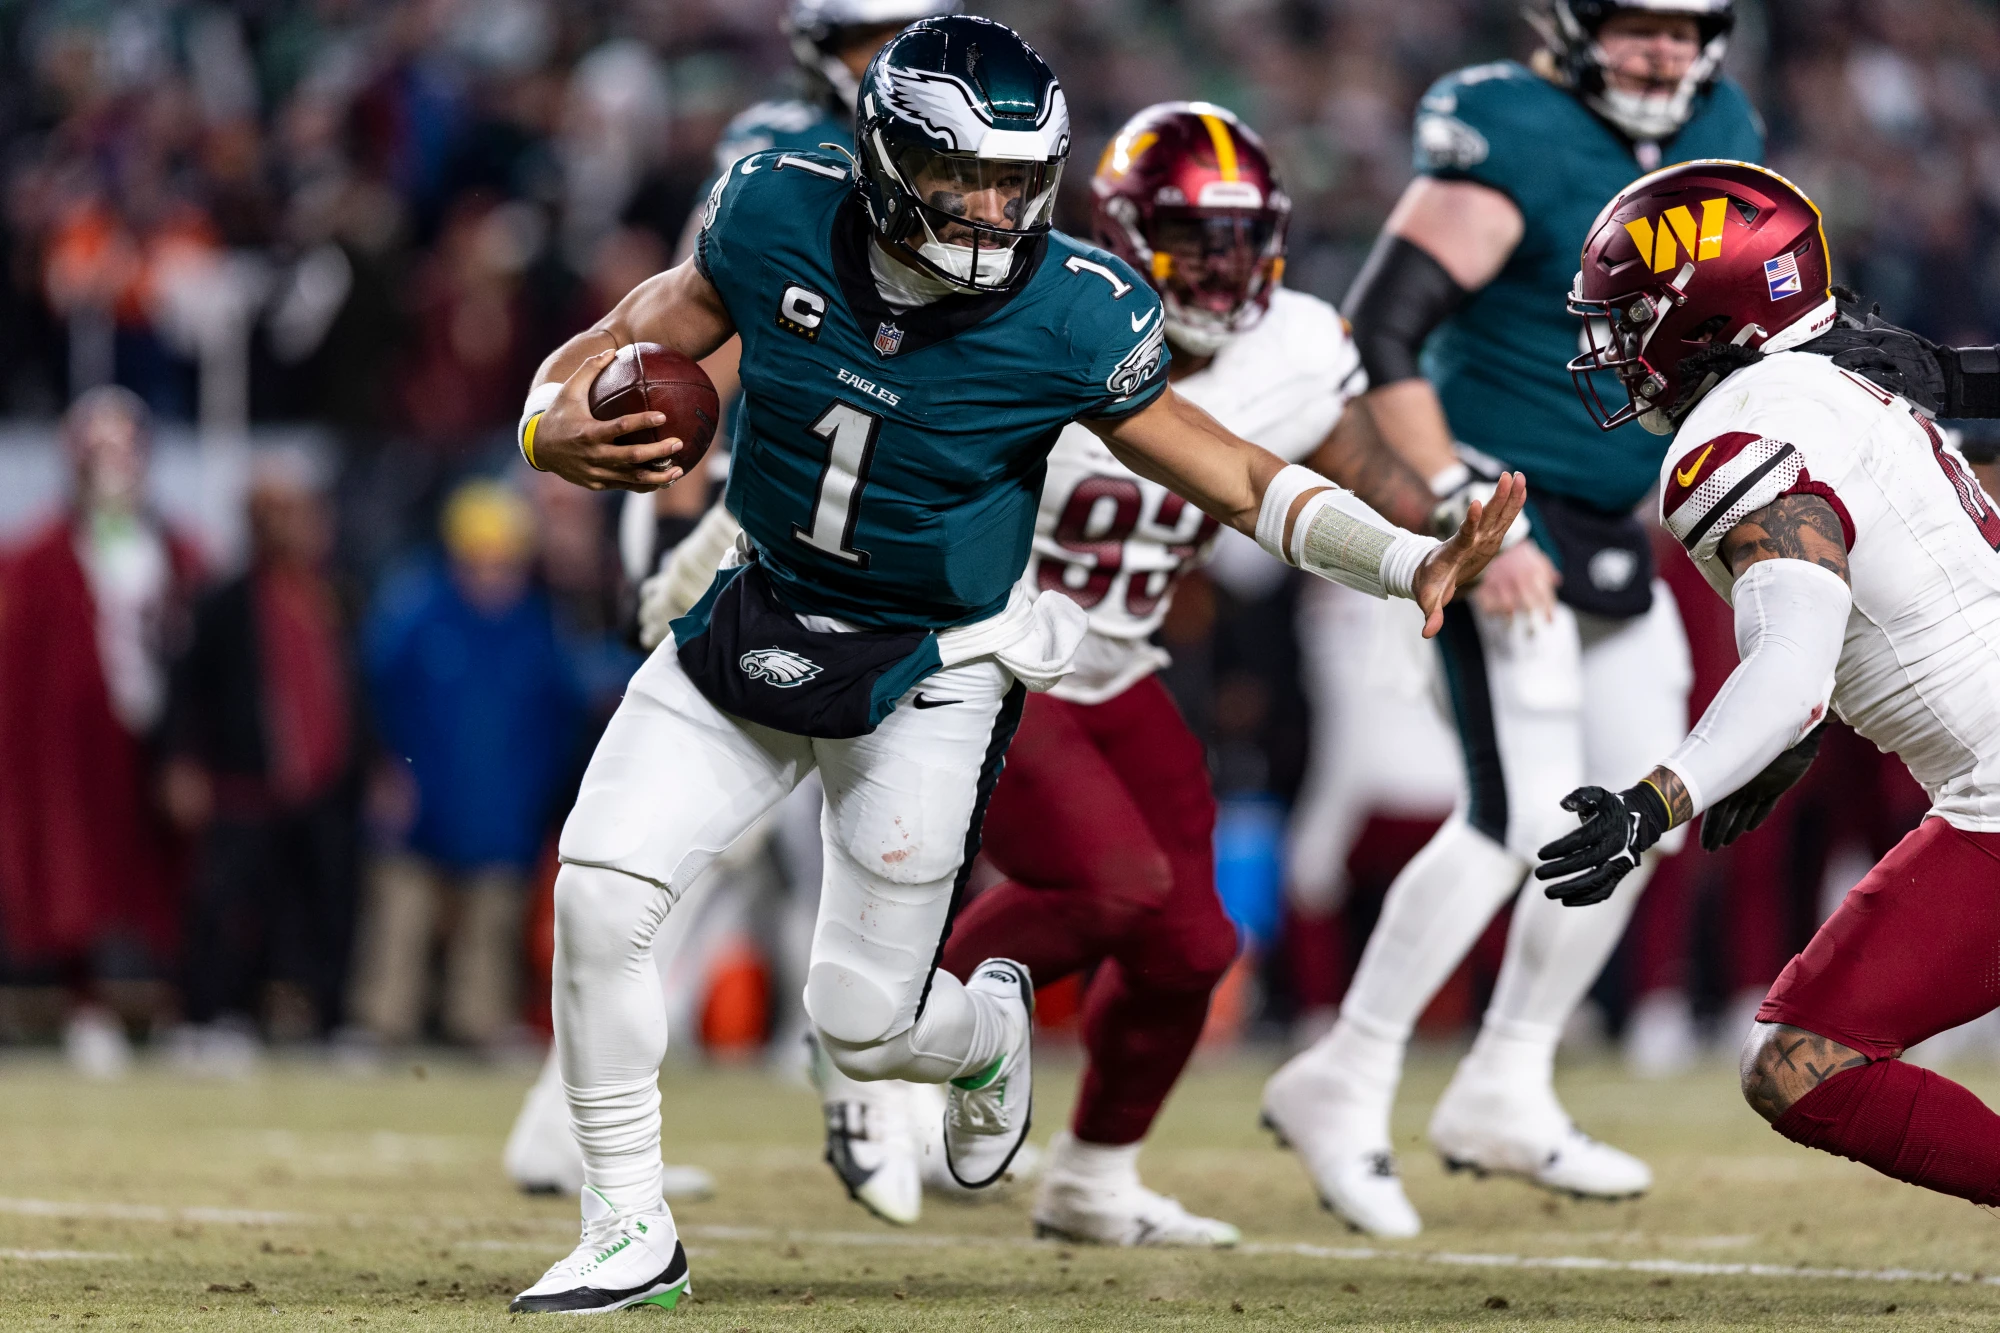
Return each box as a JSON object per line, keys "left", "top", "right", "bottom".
{"left": 1091, "top": 102, "right": 1290, "bottom": 355}
{"left": 1569, "top": 159, "right": 1835, "bottom": 434}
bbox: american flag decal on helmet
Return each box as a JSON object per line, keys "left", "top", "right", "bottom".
{"left": 1764, "top": 252, "right": 1803, "bottom": 300}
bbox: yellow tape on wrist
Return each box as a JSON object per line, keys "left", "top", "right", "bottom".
{"left": 521, "top": 412, "right": 547, "bottom": 472}
{"left": 1638, "top": 777, "right": 1677, "bottom": 828}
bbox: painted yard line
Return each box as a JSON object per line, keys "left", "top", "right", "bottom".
{"left": 0, "top": 1198, "right": 314, "bottom": 1226}
{"left": 1236, "top": 1241, "right": 2000, "bottom": 1287}
{"left": 0, "top": 1249, "right": 131, "bottom": 1261}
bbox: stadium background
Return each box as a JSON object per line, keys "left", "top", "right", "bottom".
{"left": 0, "top": 0, "right": 1990, "bottom": 1073}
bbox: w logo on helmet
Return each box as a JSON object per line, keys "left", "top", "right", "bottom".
{"left": 1623, "top": 198, "right": 1729, "bottom": 273}
{"left": 740, "top": 648, "right": 823, "bottom": 688}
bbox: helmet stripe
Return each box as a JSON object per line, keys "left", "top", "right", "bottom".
{"left": 1198, "top": 113, "right": 1239, "bottom": 182}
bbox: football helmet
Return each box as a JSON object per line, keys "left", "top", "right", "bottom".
{"left": 1090, "top": 102, "right": 1290, "bottom": 356}
{"left": 1529, "top": 1, "right": 1733, "bottom": 141}
{"left": 785, "top": 0, "right": 964, "bottom": 113}
{"left": 1567, "top": 159, "right": 1835, "bottom": 434}
{"left": 855, "top": 16, "right": 1068, "bottom": 293}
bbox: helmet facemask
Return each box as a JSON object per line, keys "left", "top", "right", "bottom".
{"left": 1532, "top": 2, "right": 1734, "bottom": 142}
{"left": 1147, "top": 211, "right": 1283, "bottom": 355}
{"left": 880, "top": 141, "right": 1061, "bottom": 291}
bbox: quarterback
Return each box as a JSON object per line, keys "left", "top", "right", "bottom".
{"left": 1545, "top": 157, "right": 2000, "bottom": 1214}
{"left": 507, "top": 17, "right": 1520, "bottom": 1313}
{"left": 1264, "top": 0, "right": 1761, "bottom": 1236}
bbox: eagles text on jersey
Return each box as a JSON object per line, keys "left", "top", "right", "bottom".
{"left": 695, "top": 149, "right": 1171, "bottom": 631}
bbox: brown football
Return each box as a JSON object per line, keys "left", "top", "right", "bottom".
{"left": 588, "top": 342, "right": 720, "bottom": 473}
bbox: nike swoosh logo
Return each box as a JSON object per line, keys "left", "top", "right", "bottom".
{"left": 1675, "top": 444, "right": 1714, "bottom": 488}
{"left": 1130, "top": 308, "right": 1156, "bottom": 333}
{"left": 739, "top": 159, "right": 760, "bottom": 175}
{"left": 912, "top": 694, "right": 962, "bottom": 709}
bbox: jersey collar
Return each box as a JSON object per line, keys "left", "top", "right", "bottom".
{"left": 831, "top": 194, "right": 1045, "bottom": 359}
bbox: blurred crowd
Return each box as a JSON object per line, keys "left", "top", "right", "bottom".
{"left": 0, "top": 0, "right": 1994, "bottom": 1074}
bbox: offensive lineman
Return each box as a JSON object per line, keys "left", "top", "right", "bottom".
{"left": 1263, "top": 0, "right": 1761, "bottom": 1236}
{"left": 1545, "top": 158, "right": 2000, "bottom": 1216}
{"left": 508, "top": 18, "right": 1520, "bottom": 1312}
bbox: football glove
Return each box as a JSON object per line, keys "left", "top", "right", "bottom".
{"left": 1535, "top": 783, "right": 1673, "bottom": 908}
{"left": 1699, "top": 724, "right": 1825, "bottom": 852}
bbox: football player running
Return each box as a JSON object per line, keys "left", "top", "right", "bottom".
{"left": 507, "top": 18, "right": 1520, "bottom": 1313}
{"left": 931, "top": 104, "right": 1431, "bottom": 1246}
{"left": 1263, "top": 0, "right": 1761, "bottom": 1237}
{"left": 1545, "top": 158, "right": 2000, "bottom": 1217}
{"left": 501, "top": 0, "right": 957, "bottom": 1207}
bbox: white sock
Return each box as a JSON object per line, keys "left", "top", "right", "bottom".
{"left": 820, "top": 969, "right": 1013, "bottom": 1083}
{"left": 1050, "top": 1131, "right": 1141, "bottom": 1188}
{"left": 1316, "top": 1008, "right": 1410, "bottom": 1107}
{"left": 553, "top": 863, "right": 673, "bottom": 1218}
{"left": 1479, "top": 847, "right": 1659, "bottom": 1048}
{"left": 1330, "top": 815, "right": 1525, "bottom": 1045}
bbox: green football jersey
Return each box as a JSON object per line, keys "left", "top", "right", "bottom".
{"left": 694, "top": 149, "right": 1170, "bottom": 631}
{"left": 1414, "top": 62, "right": 1764, "bottom": 516}
{"left": 698, "top": 97, "right": 852, "bottom": 200}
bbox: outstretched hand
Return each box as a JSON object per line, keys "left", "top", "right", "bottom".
{"left": 1410, "top": 471, "right": 1527, "bottom": 638}
{"left": 530, "top": 348, "right": 687, "bottom": 493}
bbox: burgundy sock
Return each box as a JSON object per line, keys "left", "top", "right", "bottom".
{"left": 1773, "top": 1059, "right": 2000, "bottom": 1205}
{"left": 1070, "top": 962, "right": 1213, "bottom": 1146}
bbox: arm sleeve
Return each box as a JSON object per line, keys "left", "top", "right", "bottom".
{"left": 1659, "top": 558, "right": 1850, "bottom": 817}
{"left": 1343, "top": 233, "right": 1469, "bottom": 389}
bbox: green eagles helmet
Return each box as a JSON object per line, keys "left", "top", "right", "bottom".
{"left": 854, "top": 15, "right": 1070, "bottom": 293}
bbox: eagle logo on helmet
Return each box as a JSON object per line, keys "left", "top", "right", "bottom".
{"left": 740, "top": 648, "right": 824, "bottom": 688}
{"left": 881, "top": 66, "right": 1069, "bottom": 153}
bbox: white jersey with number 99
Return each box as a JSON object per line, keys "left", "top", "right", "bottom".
{"left": 1025, "top": 287, "right": 1365, "bottom": 704}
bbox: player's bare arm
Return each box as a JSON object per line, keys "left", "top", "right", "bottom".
{"left": 1717, "top": 492, "right": 1852, "bottom": 583}
{"left": 1739, "top": 1023, "right": 1871, "bottom": 1123}
{"left": 1087, "top": 384, "right": 1526, "bottom": 637}
{"left": 525, "top": 261, "right": 738, "bottom": 493}
{"left": 1305, "top": 396, "right": 1435, "bottom": 534}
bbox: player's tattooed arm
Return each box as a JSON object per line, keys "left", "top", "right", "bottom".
{"left": 1719, "top": 494, "right": 1851, "bottom": 583}
{"left": 1307, "top": 397, "right": 1436, "bottom": 534}
{"left": 1739, "top": 1022, "right": 1871, "bottom": 1122}
{"left": 1639, "top": 765, "right": 1695, "bottom": 828}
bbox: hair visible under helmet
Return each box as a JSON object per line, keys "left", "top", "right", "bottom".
{"left": 784, "top": 0, "right": 964, "bottom": 117}
{"left": 1568, "top": 158, "right": 1836, "bottom": 434}
{"left": 854, "top": 16, "right": 1069, "bottom": 294}
{"left": 1529, "top": 0, "right": 1734, "bottom": 142}
{"left": 1090, "top": 102, "right": 1291, "bottom": 357}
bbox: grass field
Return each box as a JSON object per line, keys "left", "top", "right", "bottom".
{"left": 4, "top": 1046, "right": 2000, "bottom": 1330}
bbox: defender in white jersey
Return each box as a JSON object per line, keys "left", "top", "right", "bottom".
{"left": 1548, "top": 159, "right": 2000, "bottom": 1209}
{"left": 927, "top": 102, "right": 1435, "bottom": 1247}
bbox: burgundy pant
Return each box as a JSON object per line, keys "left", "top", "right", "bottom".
{"left": 941, "top": 674, "right": 1236, "bottom": 1145}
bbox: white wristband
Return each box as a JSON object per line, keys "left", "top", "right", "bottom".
{"left": 517, "top": 380, "right": 561, "bottom": 459}
{"left": 1288, "top": 486, "right": 1442, "bottom": 599}
{"left": 1255, "top": 464, "right": 1328, "bottom": 562}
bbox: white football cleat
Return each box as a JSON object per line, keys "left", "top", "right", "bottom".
{"left": 807, "top": 1036, "right": 923, "bottom": 1225}
{"left": 505, "top": 1051, "right": 715, "bottom": 1200}
{"left": 509, "top": 1186, "right": 688, "bottom": 1314}
{"left": 1427, "top": 1067, "right": 1652, "bottom": 1200}
{"left": 1031, "top": 1132, "right": 1239, "bottom": 1247}
{"left": 943, "top": 958, "right": 1034, "bottom": 1189}
{"left": 911, "top": 1079, "right": 1040, "bottom": 1199}
{"left": 1260, "top": 1049, "right": 1421, "bottom": 1239}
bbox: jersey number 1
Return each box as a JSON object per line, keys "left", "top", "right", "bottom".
{"left": 794, "top": 401, "right": 879, "bottom": 568}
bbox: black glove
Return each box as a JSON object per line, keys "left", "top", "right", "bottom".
{"left": 1534, "top": 783, "right": 1673, "bottom": 907}
{"left": 1699, "top": 724, "right": 1825, "bottom": 852}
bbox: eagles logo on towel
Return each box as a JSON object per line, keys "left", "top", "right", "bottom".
{"left": 739, "top": 647, "right": 823, "bottom": 687}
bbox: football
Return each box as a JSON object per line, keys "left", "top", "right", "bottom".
{"left": 588, "top": 342, "right": 720, "bottom": 473}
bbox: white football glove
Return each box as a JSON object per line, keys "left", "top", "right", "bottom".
{"left": 637, "top": 503, "right": 743, "bottom": 651}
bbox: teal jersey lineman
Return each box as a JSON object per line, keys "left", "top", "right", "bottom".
{"left": 699, "top": 98, "right": 852, "bottom": 200}
{"left": 1414, "top": 62, "right": 1764, "bottom": 515}
{"left": 694, "top": 149, "right": 1171, "bottom": 630}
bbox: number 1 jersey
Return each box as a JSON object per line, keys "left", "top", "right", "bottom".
{"left": 695, "top": 150, "right": 1170, "bottom": 631}
{"left": 1661, "top": 351, "right": 2000, "bottom": 830}
{"left": 1027, "top": 287, "right": 1365, "bottom": 703}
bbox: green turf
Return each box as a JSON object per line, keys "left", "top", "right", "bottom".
{"left": 3, "top": 1046, "right": 1999, "bottom": 1329}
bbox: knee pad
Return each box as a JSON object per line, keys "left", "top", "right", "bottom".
{"left": 804, "top": 960, "right": 905, "bottom": 1046}
{"left": 554, "top": 863, "right": 669, "bottom": 975}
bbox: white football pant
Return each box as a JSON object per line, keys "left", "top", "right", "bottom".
{"left": 1321, "top": 584, "right": 1691, "bottom": 1092}
{"left": 552, "top": 644, "right": 1024, "bottom": 1214}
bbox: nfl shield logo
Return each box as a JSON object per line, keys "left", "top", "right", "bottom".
{"left": 873, "top": 322, "right": 905, "bottom": 356}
